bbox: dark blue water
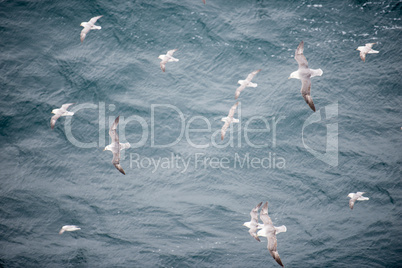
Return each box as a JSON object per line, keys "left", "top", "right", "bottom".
{"left": 0, "top": 0, "right": 401, "bottom": 267}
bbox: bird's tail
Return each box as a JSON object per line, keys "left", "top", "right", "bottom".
{"left": 368, "top": 50, "right": 379, "bottom": 54}
{"left": 311, "top": 68, "right": 323, "bottom": 77}
{"left": 275, "top": 225, "right": 287, "bottom": 234}
{"left": 62, "top": 111, "right": 74, "bottom": 116}
{"left": 92, "top": 25, "right": 102, "bottom": 30}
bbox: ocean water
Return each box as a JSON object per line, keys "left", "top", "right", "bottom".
{"left": 0, "top": 0, "right": 401, "bottom": 267}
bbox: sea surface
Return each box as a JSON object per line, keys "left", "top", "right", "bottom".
{"left": 0, "top": 0, "right": 401, "bottom": 267}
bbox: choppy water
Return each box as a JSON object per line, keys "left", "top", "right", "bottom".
{"left": 1, "top": 0, "right": 401, "bottom": 267}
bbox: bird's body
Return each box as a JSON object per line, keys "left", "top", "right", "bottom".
{"left": 59, "top": 225, "right": 81, "bottom": 234}
{"left": 104, "top": 116, "right": 130, "bottom": 175}
{"left": 348, "top": 192, "right": 369, "bottom": 209}
{"left": 289, "top": 41, "right": 323, "bottom": 112}
{"left": 235, "top": 69, "right": 261, "bottom": 99}
{"left": 50, "top": 103, "right": 74, "bottom": 130}
{"left": 80, "top": 15, "right": 103, "bottom": 42}
{"left": 357, "top": 43, "right": 379, "bottom": 62}
{"left": 159, "top": 49, "right": 179, "bottom": 72}
{"left": 221, "top": 102, "right": 239, "bottom": 140}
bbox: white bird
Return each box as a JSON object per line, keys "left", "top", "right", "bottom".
{"left": 288, "top": 41, "right": 323, "bottom": 112}
{"left": 257, "top": 202, "right": 287, "bottom": 267}
{"left": 104, "top": 116, "right": 130, "bottom": 175}
{"left": 80, "top": 15, "right": 103, "bottom": 43}
{"left": 158, "top": 49, "right": 179, "bottom": 72}
{"left": 235, "top": 69, "right": 261, "bottom": 99}
{"left": 50, "top": 103, "right": 74, "bottom": 130}
{"left": 243, "top": 202, "right": 263, "bottom": 242}
{"left": 221, "top": 102, "right": 239, "bottom": 140}
{"left": 348, "top": 192, "right": 369, "bottom": 209}
{"left": 356, "top": 43, "right": 379, "bottom": 62}
{"left": 59, "top": 225, "right": 81, "bottom": 234}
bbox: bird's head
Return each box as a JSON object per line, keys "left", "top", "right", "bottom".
{"left": 243, "top": 222, "right": 251, "bottom": 228}
{"left": 347, "top": 193, "right": 353, "bottom": 198}
{"left": 80, "top": 22, "right": 86, "bottom": 27}
{"left": 103, "top": 145, "right": 111, "bottom": 151}
{"left": 288, "top": 71, "right": 298, "bottom": 79}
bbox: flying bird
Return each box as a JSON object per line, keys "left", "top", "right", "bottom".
{"left": 235, "top": 69, "right": 261, "bottom": 99}
{"left": 221, "top": 102, "right": 239, "bottom": 140}
{"left": 257, "top": 202, "right": 287, "bottom": 267}
{"left": 356, "top": 43, "right": 379, "bottom": 62}
{"left": 80, "top": 15, "right": 103, "bottom": 42}
{"left": 243, "top": 202, "right": 263, "bottom": 242}
{"left": 159, "top": 49, "right": 179, "bottom": 72}
{"left": 50, "top": 103, "right": 74, "bottom": 130}
{"left": 59, "top": 225, "right": 81, "bottom": 234}
{"left": 288, "top": 41, "right": 323, "bottom": 112}
{"left": 104, "top": 116, "right": 131, "bottom": 175}
{"left": 348, "top": 192, "right": 369, "bottom": 209}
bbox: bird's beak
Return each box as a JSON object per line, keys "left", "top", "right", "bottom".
{"left": 103, "top": 148, "right": 106, "bottom": 151}
{"left": 288, "top": 77, "right": 291, "bottom": 79}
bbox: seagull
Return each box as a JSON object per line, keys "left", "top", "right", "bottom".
{"left": 59, "top": 225, "right": 81, "bottom": 234}
{"left": 50, "top": 103, "right": 74, "bottom": 130}
{"left": 80, "top": 15, "right": 103, "bottom": 43}
{"left": 104, "top": 116, "right": 131, "bottom": 175}
{"left": 158, "top": 49, "right": 179, "bottom": 72}
{"left": 221, "top": 102, "right": 239, "bottom": 140}
{"left": 356, "top": 43, "right": 379, "bottom": 62}
{"left": 257, "top": 202, "right": 287, "bottom": 267}
{"left": 288, "top": 41, "right": 323, "bottom": 112}
{"left": 348, "top": 192, "right": 369, "bottom": 210}
{"left": 243, "top": 202, "right": 263, "bottom": 242}
{"left": 235, "top": 69, "right": 261, "bottom": 99}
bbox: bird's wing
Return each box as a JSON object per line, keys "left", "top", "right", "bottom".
{"left": 349, "top": 198, "right": 356, "bottom": 209}
{"left": 80, "top": 27, "right": 90, "bottom": 42}
{"left": 221, "top": 120, "right": 230, "bottom": 140}
{"left": 249, "top": 226, "right": 261, "bottom": 242}
{"left": 167, "top": 49, "right": 178, "bottom": 57}
{"left": 50, "top": 114, "right": 61, "bottom": 130}
{"left": 228, "top": 102, "right": 239, "bottom": 118}
{"left": 112, "top": 152, "right": 125, "bottom": 175}
{"left": 245, "top": 69, "right": 261, "bottom": 82}
{"left": 365, "top": 43, "right": 375, "bottom": 49}
{"left": 248, "top": 202, "right": 263, "bottom": 242}
{"left": 301, "top": 78, "right": 316, "bottom": 112}
{"left": 295, "top": 41, "right": 309, "bottom": 69}
{"left": 61, "top": 103, "right": 74, "bottom": 110}
{"left": 250, "top": 201, "right": 263, "bottom": 221}
{"left": 160, "top": 60, "right": 167, "bottom": 72}
{"left": 267, "top": 234, "right": 284, "bottom": 267}
{"left": 235, "top": 84, "right": 246, "bottom": 99}
{"left": 89, "top": 15, "right": 103, "bottom": 25}
{"left": 360, "top": 51, "right": 366, "bottom": 62}
{"left": 260, "top": 202, "right": 273, "bottom": 225}
{"left": 109, "top": 116, "right": 120, "bottom": 143}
